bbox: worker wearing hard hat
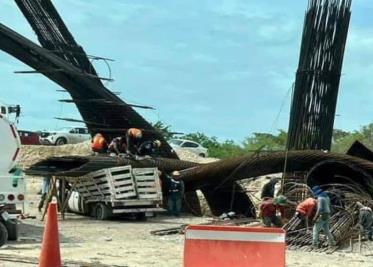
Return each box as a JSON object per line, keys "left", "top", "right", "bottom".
{"left": 259, "top": 195, "right": 289, "bottom": 227}
{"left": 137, "top": 140, "right": 161, "bottom": 157}
{"left": 312, "top": 186, "right": 336, "bottom": 248}
{"left": 91, "top": 133, "right": 108, "bottom": 154}
{"left": 166, "top": 171, "right": 184, "bottom": 216}
{"left": 125, "top": 128, "right": 143, "bottom": 156}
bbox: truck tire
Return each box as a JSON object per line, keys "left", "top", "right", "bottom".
{"left": 199, "top": 153, "right": 206, "bottom": 157}
{"left": 0, "top": 222, "right": 8, "bottom": 247}
{"left": 94, "top": 203, "right": 112, "bottom": 220}
{"left": 5, "top": 220, "right": 18, "bottom": 241}
{"left": 135, "top": 212, "right": 147, "bottom": 221}
{"left": 55, "top": 137, "right": 67, "bottom": 146}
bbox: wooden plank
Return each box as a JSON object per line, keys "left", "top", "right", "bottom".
{"left": 113, "top": 180, "right": 134, "bottom": 187}
{"left": 137, "top": 188, "right": 157, "bottom": 193}
{"left": 92, "top": 174, "right": 107, "bottom": 180}
{"left": 133, "top": 167, "right": 157, "bottom": 174}
{"left": 135, "top": 176, "right": 156, "bottom": 182}
{"left": 111, "top": 173, "right": 132, "bottom": 180}
{"left": 107, "top": 165, "right": 132, "bottom": 173}
{"left": 115, "top": 192, "right": 137, "bottom": 199}
{"left": 136, "top": 182, "right": 156, "bottom": 187}
{"left": 113, "top": 185, "right": 135, "bottom": 192}
{"left": 138, "top": 195, "right": 159, "bottom": 199}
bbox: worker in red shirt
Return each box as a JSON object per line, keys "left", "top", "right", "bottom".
{"left": 126, "top": 128, "right": 143, "bottom": 156}
{"left": 259, "top": 195, "right": 288, "bottom": 227}
{"left": 91, "top": 133, "right": 108, "bottom": 154}
{"left": 295, "top": 197, "right": 317, "bottom": 230}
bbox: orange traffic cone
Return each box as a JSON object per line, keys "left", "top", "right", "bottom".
{"left": 39, "top": 200, "right": 61, "bottom": 267}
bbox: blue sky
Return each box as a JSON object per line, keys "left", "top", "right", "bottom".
{"left": 1, "top": 0, "right": 373, "bottom": 142}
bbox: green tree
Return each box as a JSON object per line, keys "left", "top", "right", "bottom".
{"left": 180, "top": 132, "right": 245, "bottom": 158}
{"left": 243, "top": 130, "right": 287, "bottom": 151}
{"left": 151, "top": 121, "right": 177, "bottom": 140}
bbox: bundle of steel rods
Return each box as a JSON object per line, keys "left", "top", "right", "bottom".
{"left": 14, "top": 0, "right": 98, "bottom": 77}
{"left": 286, "top": 210, "right": 355, "bottom": 252}
{"left": 287, "top": 0, "right": 352, "bottom": 151}
{"left": 284, "top": 182, "right": 368, "bottom": 252}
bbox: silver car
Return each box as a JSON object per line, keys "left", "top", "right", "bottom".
{"left": 169, "top": 139, "right": 208, "bottom": 157}
{"left": 39, "top": 127, "right": 91, "bottom": 145}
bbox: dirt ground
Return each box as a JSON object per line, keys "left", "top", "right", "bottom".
{"left": 0, "top": 182, "right": 373, "bottom": 267}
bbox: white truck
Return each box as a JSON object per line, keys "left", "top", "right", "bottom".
{"left": 68, "top": 166, "right": 164, "bottom": 220}
{"left": 0, "top": 105, "right": 26, "bottom": 245}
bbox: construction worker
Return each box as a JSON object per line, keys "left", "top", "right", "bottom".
{"left": 356, "top": 202, "right": 373, "bottom": 241}
{"left": 294, "top": 197, "right": 317, "bottom": 230}
{"left": 38, "top": 176, "right": 51, "bottom": 212}
{"left": 126, "top": 128, "right": 143, "bottom": 156}
{"left": 90, "top": 133, "right": 108, "bottom": 154}
{"left": 166, "top": 171, "right": 184, "bottom": 216}
{"left": 261, "top": 177, "right": 279, "bottom": 199}
{"left": 312, "top": 186, "right": 336, "bottom": 248}
{"left": 108, "top": 136, "right": 127, "bottom": 155}
{"left": 259, "top": 195, "right": 288, "bottom": 227}
{"left": 137, "top": 140, "right": 161, "bottom": 157}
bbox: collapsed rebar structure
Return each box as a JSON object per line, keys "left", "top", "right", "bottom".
{"left": 1, "top": 0, "right": 176, "bottom": 158}
{"left": 283, "top": 182, "right": 371, "bottom": 251}
{"left": 25, "top": 147, "right": 373, "bottom": 219}
{"left": 287, "top": 0, "right": 351, "bottom": 151}
{"left": 1, "top": 0, "right": 261, "bottom": 215}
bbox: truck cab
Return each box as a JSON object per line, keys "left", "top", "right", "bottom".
{"left": 0, "top": 102, "right": 21, "bottom": 124}
{"left": 0, "top": 106, "right": 25, "bottom": 244}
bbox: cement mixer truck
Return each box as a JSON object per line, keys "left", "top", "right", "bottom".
{"left": 0, "top": 104, "right": 25, "bottom": 246}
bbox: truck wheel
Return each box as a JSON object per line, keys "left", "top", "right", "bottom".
{"left": 94, "top": 203, "right": 112, "bottom": 220}
{"left": 0, "top": 222, "right": 8, "bottom": 247}
{"left": 135, "top": 212, "right": 147, "bottom": 221}
{"left": 5, "top": 220, "right": 18, "bottom": 241}
{"left": 199, "top": 153, "right": 205, "bottom": 157}
{"left": 55, "top": 137, "right": 67, "bottom": 146}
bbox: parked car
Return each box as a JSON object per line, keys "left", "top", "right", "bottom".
{"left": 18, "top": 130, "right": 40, "bottom": 145}
{"left": 39, "top": 127, "right": 91, "bottom": 145}
{"left": 168, "top": 139, "right": 208, "bottom": 157}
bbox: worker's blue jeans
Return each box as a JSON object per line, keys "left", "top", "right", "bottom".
{"left": 360, "top": 210, "right": 373, "bottom": 240}
{"left": 312, "top": 214, "right": 335, "bottom": 246}
{"left": 168, "top": 193, "right": 182, "bottom": 216}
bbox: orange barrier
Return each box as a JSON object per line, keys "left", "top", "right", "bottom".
{"left": 184, "top": 225, "right": 285, "bottom": 267}
{"left": 39, "top": 202, "right": 61, "bottom": 267}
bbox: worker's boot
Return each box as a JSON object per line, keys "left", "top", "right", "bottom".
{"left": 311, "top": 243, "right": 320, "bottom": 249}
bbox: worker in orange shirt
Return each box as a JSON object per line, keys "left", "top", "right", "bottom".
{"left": 126, "top": 128, "right": 143, "bottom": 156}
{"left": 91, "top": 133, "right": 108, "bottom": 154}
{"left": 295, "top": 197, "right": 317, "bottom": 231}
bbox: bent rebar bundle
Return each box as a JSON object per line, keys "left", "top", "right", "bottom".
{"left": 0, "top": 0, "right": 177, "bottom": 159}
{"left": 26, "top": 149, "right": 373, "bottom": 197}
{"left": 2, "top": 0, "right": 255, "bottom": 216}
{"left": 287, "top": 0, "right": 351, "bottom": 151}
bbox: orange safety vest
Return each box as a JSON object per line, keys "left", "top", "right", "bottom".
{"left": 127, "top": 128, "right": 142, "bottom": 138}
{"left": 91, "top": 134, "right": 107, "bottom": 150}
